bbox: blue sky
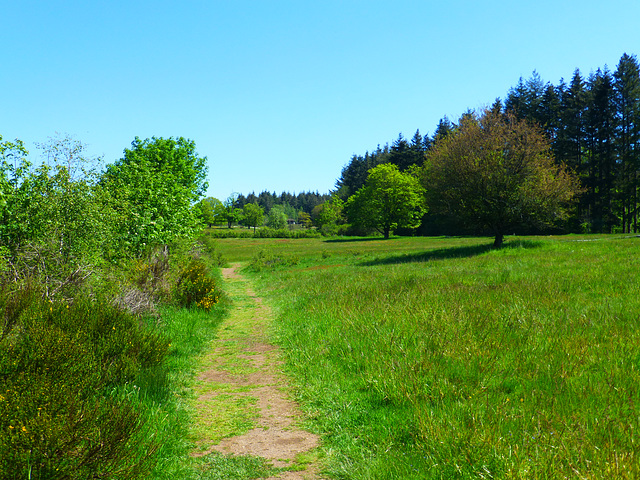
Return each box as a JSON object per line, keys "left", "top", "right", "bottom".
{"left": 2, "top": 0, "right": 639, "bottom": 201}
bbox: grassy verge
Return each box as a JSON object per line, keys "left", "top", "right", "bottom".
{"left": 215, "top": 234, "right": 640, "bottom": 479}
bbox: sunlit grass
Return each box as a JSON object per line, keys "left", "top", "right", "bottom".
{"left": 214, "top": 234, "right": 640, "bottom": 479}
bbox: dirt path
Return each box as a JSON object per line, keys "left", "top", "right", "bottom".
{"left": 191, "top": 263, "right": 322, "bottom": 479}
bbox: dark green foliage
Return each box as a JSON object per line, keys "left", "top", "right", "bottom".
{"left": 614, "top": 53, "right": 640, "bottom": 233}
{"left": 333, "top": 52, "right": 640, "bottom": 238}
{"left": 501, "top": 54, "right": 640, "bottom": 233}
{"left": 334, "top": 145, "right": 391, "bottom": 200}
{"left": 0, "top": 287, "right": 168, "bottom": 479}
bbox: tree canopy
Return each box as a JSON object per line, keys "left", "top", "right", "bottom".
{"left": 242, "top": 203, "right": 264, "bottom": 232}
{"left": 346, "top": 163, "right": 426, "bottom": 239}
{"left": 101, "top": 137, "right": 208, "bottom": 254}
{"left": 421, "top": 109, "right": 581, "bottom": 247}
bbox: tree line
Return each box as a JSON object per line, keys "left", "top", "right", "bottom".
{"left": 335, "top": 52, "right": 640, "bottom": 235}
{"left": 196, "top": 190, "right": 331, "bottom": 230}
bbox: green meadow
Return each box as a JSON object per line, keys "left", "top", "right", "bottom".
{"left": 213, "top": 234, "right": 640, "bottom": 479}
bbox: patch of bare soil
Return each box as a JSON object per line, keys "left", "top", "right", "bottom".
{"left": 194, "top": 264, "right": 322, "bottom": 479}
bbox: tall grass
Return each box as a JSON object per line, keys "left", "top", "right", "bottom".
{"left": 217, "top": 235, "right": 640, "bottom": 479}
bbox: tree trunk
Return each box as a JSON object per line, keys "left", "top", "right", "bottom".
{"left": 493, "top": 232, "right": 504, "bottom": 248}
{"left": 383, "top": 227, "right": 390, "bottom": 239}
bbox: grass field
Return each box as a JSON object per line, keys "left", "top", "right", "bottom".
{"left": 213, "top": 234, "right": 640, "bottom": 479}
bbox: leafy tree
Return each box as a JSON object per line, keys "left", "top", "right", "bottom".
{"left": 1, "top": 134, "right": 113, "bottom": 297}
{"left": 101, "top": 137, "right": 208, "bottom": 254}
{"left": 195, "top": 197, "right": 225, "bottom": 227}
{"left": 422, "top": 109, "right": 581, "bottom": 248}
{"left": 297, "top": 211, "right": 312, "bottom": 228}
{"left": 0, "top": 136, "right": 29, "bottom": 220}
{"left": 266, "top": 204, "right": 287, "bottom": 229}
{"left": 242, "top": 203, "right": 264, "bottom": 232}
{"left": 221, "top": 194, "right": 242, "bottom": 228}
{"left": 346, "top": 163, "right": 426, "bottom": 239}
{"left": 312, "top": 196, "right": 344, "bottom": 235}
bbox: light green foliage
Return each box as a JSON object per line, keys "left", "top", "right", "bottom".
{"left": 297, "top": 210, "right": 312, "bottom": 227}
{"left": 0, "top": 136, "right": 29, "bottom": 217}
{"left": 195, "top": 197, "right": 215, "bottom": 226}
{"left": 346, "top": 163, "right": 426, "bottom": 239}
{"left": 422, "top": 109, "right": 581, "bottom": 247}
{"left": 101, "top": 136, "right": 208, "bottom": 255}
{"left": 242, "top": 202, "right": 264, "bottom": 232}
{"left": 223, "top": 194, "right": 242, "bottom": 228}
{"left": 0, "top": 134, "right": 113, "bottom": 298}
{"left": 266, "top": 204, "right": 287, "bottom": 229}
{"left": 311, "top": 196, "right": 344, "bottom": 235}
{"left": 196, "top": 197, "right": 227, "bottom": 227}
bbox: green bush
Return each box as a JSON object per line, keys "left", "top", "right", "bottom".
{"left": 205, "top": 227, "right": 321, "bottom": 239}
{"left": 0, "top": 286, "right": 168, "bottom": 479}
{"left": 175, "top": 258, "right": 220, "bottom": 310}
{"left": 197, "top": 235, "right": 226, "bottom": 268}
{"left": 247, "top": 248, "right": 300, "bottom": 271}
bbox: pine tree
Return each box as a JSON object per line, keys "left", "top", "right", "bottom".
{"left": 614, "top": 53, "right": 640, "bottom": 232}
{"left": 432, "top": 116, "right": 454, "bottom": 143}
{"left": 585, "top": 67, "right": 617, "bottom": 232}
{"left": 389, "top": 133, "right": 412, "bottom": 171}
{"left": 558, "top": 70, "right": 589, "bottom": 228}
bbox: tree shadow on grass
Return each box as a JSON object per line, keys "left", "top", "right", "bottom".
{"left": 359, "top": 239, "right": 543, "bottom": 266}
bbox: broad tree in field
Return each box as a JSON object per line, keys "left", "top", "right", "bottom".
{"left": 346, "top": 163, "right": 426, "bottom": 239}
{"left": 101, "top": 137, "right": 208, "bottom": 254}
{"left": 221, "top": 194, "right": 242, "bottom": 228}
{"left": 421, "top": 109, "right": 581, "bottom": 248}
{"left": 242, "top": 202, "right": 264, "bottom": 232}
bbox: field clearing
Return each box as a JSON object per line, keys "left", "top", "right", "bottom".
{"left": 214, "top": 234, "right": 640, "bottom": 479}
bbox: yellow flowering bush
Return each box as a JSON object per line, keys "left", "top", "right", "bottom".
{"left": 175, "top": 258, "right": 219, "bottom": 311}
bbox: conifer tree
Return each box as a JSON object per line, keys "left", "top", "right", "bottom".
{"left": 614, "top": 53, "right": 640, "bottom": 232}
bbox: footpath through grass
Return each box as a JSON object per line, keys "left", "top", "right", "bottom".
{"left": 215, "top": 234, "right": 640, "bottom": 479}
{"left": 148, "top": 303, "right": 279, "bottom": 480}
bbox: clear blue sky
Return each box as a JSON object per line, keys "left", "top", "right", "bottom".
{"left": 2, "top": 0, "right": 639, "bottom": 201}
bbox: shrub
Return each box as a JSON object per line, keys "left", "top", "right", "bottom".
{"left": 0, "top": 286, "right": 168, "bottom": 478}
{"left": 205, "top": 227, "right": 321, "bottom": 239}
{"left": 174, "top": 258, "right": 220, "bottom": 310}
{"left": 247, "top": 248, "right": 300, "bottom": 271}
{"left": 196, "top": 235, "right": 226, "bottom": 268}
